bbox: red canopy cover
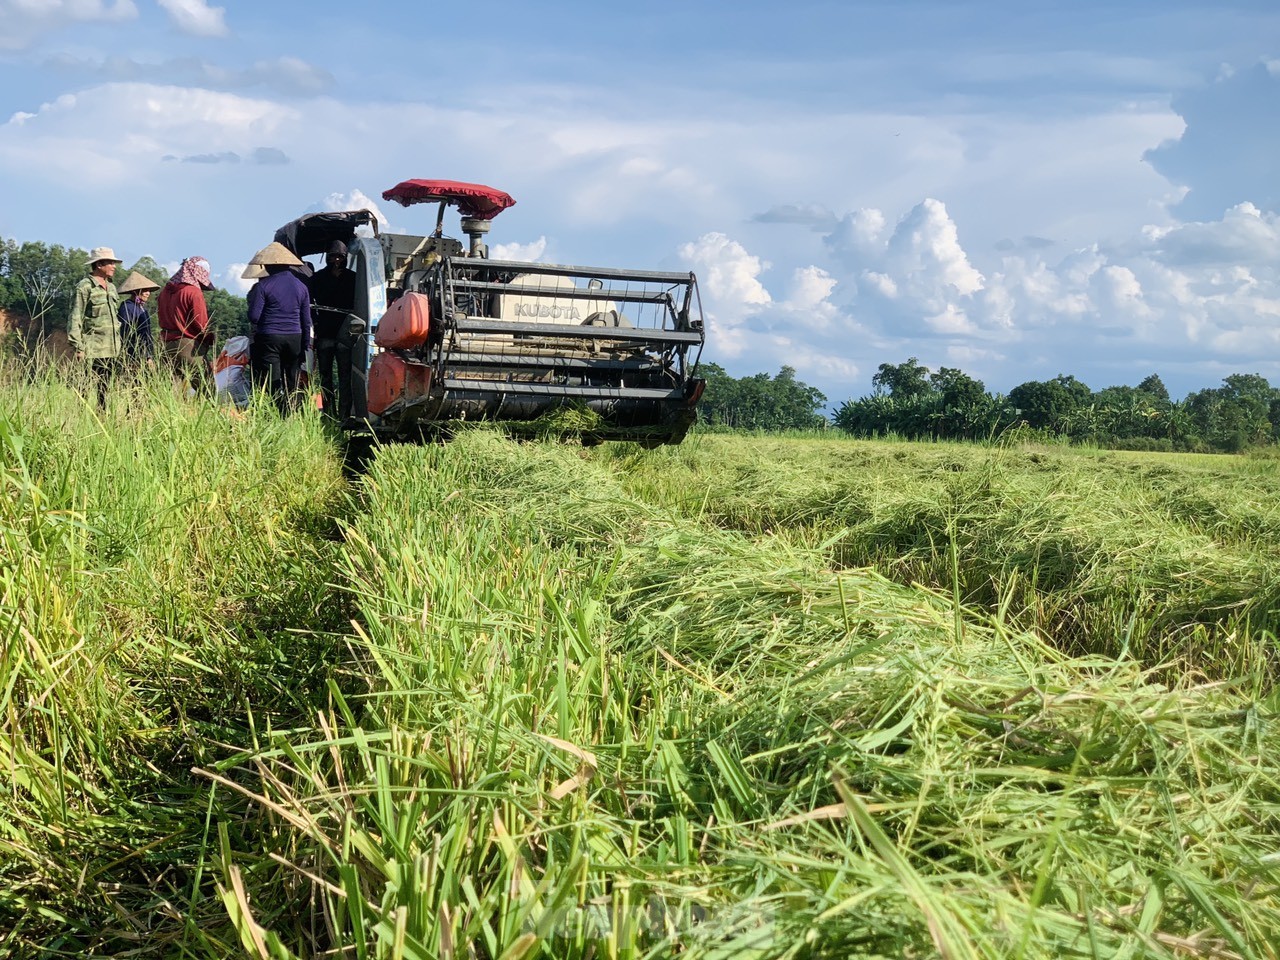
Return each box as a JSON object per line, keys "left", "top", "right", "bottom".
{"left": 381, "top": 179, "right": 516, "bottom": 220}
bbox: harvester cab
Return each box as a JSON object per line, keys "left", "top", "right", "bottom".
{"left": 274, "top": 179, "right": 706, "bottom": 445}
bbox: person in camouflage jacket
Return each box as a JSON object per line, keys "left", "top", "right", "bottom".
{"left": 68, "top": 246, "right": 124, "bottom": 408}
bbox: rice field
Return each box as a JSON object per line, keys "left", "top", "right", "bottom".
{"left": 2, "top": 363, "right": 1278, "bottom": 958}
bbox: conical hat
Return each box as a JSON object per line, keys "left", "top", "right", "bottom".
{"left": 118, "top": 270, "right": 161, "bottom": 294}
{"left": 248, "top": 241, "right": 303, "bottom": 267}
{"left": 241, "top": 262, "right": 268, "bottom": 280}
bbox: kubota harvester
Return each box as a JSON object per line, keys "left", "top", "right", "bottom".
{"left": 274, "top": 179, "right": 706, "bottom": 444}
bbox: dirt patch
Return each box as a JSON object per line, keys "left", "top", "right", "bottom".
{"left": 0, "top": 307, "right": 74, "bottom": 359}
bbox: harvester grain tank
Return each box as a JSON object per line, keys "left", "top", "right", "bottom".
{"left": 274, "top": 179, "right": 706, "bottom": 444}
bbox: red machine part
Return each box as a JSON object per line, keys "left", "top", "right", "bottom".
{"left": 375, "top": 291, "right": 432, "bottom": 349}
{"left": 381, "top": 179, "right": 516, "bottom": 220}
{"left": 368, "top": 352, "right": 433, "bottom": 415}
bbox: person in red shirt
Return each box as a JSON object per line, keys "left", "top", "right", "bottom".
{"left": 157, "top": 256, "right": 215, "bottom": 396}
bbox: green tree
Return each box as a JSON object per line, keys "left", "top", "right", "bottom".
{"left": 0, "top": 239, "right": 88, "bottom": 334}
{"left": 697, "top": 363, "right": 828, "bottom": 431}
{"left": 1137, "top": 373, "right": 1170, "bottom": 402}
{"left": 872, "top": 357, "right": 931, "bottom": 399}
{"left": 1008, "top": 376, "right": 1092, "bottom": 433}
{"left": 205, "top": 286, "right": 250, "bottom": 341}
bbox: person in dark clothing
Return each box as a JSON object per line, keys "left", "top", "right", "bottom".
{"left": 246, "top": 242, "right": 312, "bottom": 415}
{"left": 116, "top": 271, "right": 159, "bottom": 367}
{"left": 307, "top": 240, "right": 359, "bottom": 421}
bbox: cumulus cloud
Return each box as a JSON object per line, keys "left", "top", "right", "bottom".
{"left": 44, "top": 54, "right": 335, "bottom": 97}
{"left": 0, "top": 0, "right": 137, "bottom": 49}
{"left": 823, "top": 198, "right": 989, "bottom": 340}
{"left": 491, "top": 237, "right": 548, "bottom": 262}
{"left": 771, "top": 266, "right": 842, "bottom": 333}
{"left": 223, "top": 263, "right": 254, "bottom": 295}
{"left": 724, "top": 192, "right": 1280, "bottom": 400}
{"left": 1144, "top": 202, "right": 1280, "bottom": 267}
{"left": 156, "top": 0, "right": 227, "bottom": 37}
{"left": 677, "top": 232, "right": 771, "bottom": 357}
{"left": 314, "top": 189, "right": 391, "bottom": 226}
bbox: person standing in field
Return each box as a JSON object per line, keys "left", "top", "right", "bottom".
{"left": 247, "top": 242, "right": 311, "bottom": 414}
{"left": 307, "top": 239, "right": 358, "bottom": 422}
{"left": 157, "top": 256, "right": 216, "bottom": 396}
{"left": 67, "top": 246, "right": 123, "bottom": 408}
{"left": 116, "top": 271, "right": 159, "bottom": 369}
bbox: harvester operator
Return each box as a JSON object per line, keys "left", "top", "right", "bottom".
{"left": 307, "top": 240, "right": 358, "bottom": 423}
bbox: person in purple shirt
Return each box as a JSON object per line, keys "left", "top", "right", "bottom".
{"left": 246, "top": 242, "right": 312, "bottom": 414}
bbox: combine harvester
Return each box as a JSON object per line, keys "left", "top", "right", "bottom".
{"left": 275, "top": 179, "right": 706, "bottom": 445}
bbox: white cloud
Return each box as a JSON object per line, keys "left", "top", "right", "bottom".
{"left": 155, "top": 0, "right": 227, "bottom": 37}
{"left": 676, "top": 232, "right": 772, "bottom": 358}
{"left": 316, "top": 189, "right": 390, "bottom": 226}
{"left": 885, "top": 198, "right": 984, "bottom": 297}
{"left": 862, "top": 270, "right": 897, "bottom": 298}
{"left": 45, "top": 53, "right": 334, "bottom": 96}
{"left": 0, "top": 0, "right": 137, "bottom": 49}
{"left": 223, "top": 263, "right": 254, "bottom": 295}
{"left": 772, "top": 266, "right": 842, "bottom": 333}
{"left": 491, "top": 237, "right": 548, "bottom": 262}
{"left": 0, "top": 82, "right": 294, "bottom": 184}
{"left": 756, "top": 334, "right": 860, "bottom": 383}
{"left": 683, "top": 235, "right": 773, "bottom": 349}
{"left": 678, "top": 232, "right": 771, "bottom": 308}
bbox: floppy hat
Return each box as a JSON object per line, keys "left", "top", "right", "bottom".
{"left": 249, "top": 242, "right": 304, "bottom": 267}
{"left": 241, "top": 262, "right": 268, "bottom": 280}
{"left": 86, "top": 246, "right": 123, "bottom": 266}
{"left": 118, "top": 271, "right": 161, "bottom": 294}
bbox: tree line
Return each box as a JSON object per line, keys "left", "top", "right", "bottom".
{"left": 693, "top": 355, "right": 1280, "bottom": 454}
{"left": 834, "top": 357, "right": 1280, "bottom": 453}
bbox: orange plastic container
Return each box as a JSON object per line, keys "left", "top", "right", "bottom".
{"left": 374, "top": 291, "right": 431, "bottom": 348}
{"left": 368, "top": 351, "right": 433, "bottom": 415}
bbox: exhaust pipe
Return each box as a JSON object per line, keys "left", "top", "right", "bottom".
{"left": 460, "top": 217, "right": 491, "bottom": 258}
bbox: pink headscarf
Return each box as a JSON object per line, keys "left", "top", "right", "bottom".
{"left": 169, "top": 256, "right": 214, "bottom": 290}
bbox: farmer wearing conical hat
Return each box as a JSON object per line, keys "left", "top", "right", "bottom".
{"left": 116, "top": 271, "right": 160, "bottom": 367}
{"left": 246, "top": 242, "right": 311, "bottom": 414}
{"left": 68, "top": 246, "right": 124, "bottom": 407}
{"left": 157, "top": 255, "right": 216, "bottom": 396}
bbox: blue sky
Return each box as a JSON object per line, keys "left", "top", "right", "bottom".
{"left": 1, "top": 0, "right": 1278, "bottom": 404}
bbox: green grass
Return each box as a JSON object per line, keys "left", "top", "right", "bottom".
{"left": 2, "top": 367, "right": 1278, "bottom": 958}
